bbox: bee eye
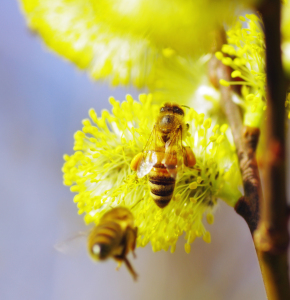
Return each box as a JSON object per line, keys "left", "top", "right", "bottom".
{"left": 186, "top": 123, "right": 189, "bottom": 130}
{"left": 173, "top": 106, "right": 184, "bottom": 115}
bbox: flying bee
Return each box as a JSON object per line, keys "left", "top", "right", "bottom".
{"left": 131, "top": 103, "right": 196, "bottom": 208}
{"left": 88, "top": 207, "right": 138, "bottom": 281}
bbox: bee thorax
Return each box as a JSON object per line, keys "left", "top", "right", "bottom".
{"left": 158, "top": 115, "right": 176, "bottom": 132}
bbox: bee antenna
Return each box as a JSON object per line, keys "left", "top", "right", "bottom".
{"left": 181, "top": 105, "right": 190, "bottom": 109}
{"left": 130, "top": 199, "right": 142, "bottom": 210}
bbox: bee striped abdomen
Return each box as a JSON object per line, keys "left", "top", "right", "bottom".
{"left": 89, "top": 221, "right": 122, "bottom": 259}
{"left": 95, "top": 222, "right": 119, "bottom": 240}
{"left": 148, "top": 164, "right": 176, "bottom": 208}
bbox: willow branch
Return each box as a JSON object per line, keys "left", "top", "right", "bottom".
{"left": 253, "top": 1, "right": 290, "bottom": 299}
{"left": 210, "top": 6, "right": 290, "bottom": 293}
{"left": 209, "top": 53, "right": 262, "bottom": 234}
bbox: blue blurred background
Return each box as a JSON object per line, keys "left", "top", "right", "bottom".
{"left": 0, "top": 1, "right": 267, "bottom": 299}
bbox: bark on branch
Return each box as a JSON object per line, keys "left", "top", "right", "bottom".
{"left": 210, "top": 1, "right": 290, "bottom": 298}
{"left": 210, "top": 57, "right": 262, "bottom": 234}
{"left": 253, "top": 0, "right": 290, "bottom": 299}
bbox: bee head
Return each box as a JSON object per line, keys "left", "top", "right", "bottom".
{"left": 160, "top": 103, "right": 184, "bottom": 116}
{"left": 91, "top": 243, "right": 111, "bottom": 260}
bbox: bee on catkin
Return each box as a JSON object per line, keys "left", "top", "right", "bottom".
{"left": 131, "top": 103, "right": 196, "bottom": 208}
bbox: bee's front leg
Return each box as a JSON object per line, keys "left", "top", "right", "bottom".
{"left": 130, "top": 153, "right": 143, "bottom": 171}
{"left": 183, "top": 146, "right": 196, "bottom": 167}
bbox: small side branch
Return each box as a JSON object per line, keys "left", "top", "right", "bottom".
{"left": 235, "top": 126, "right": 261, "bottom": 234}
{"left": 213, "top": 59, "right": 262, "bottom": 234}
{"left": 211, "top": 1, "right": 290, "bottom": 298}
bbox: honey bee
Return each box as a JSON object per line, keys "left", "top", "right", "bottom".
{"left": 88, "top": 207, "right": 138, "bottom": 280}
{"left": 131, "top": 103, "right": 196, "bottom": 208}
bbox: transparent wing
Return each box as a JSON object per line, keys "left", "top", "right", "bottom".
{"left": 137, "top": 125, "right": 161, "bottom": 178}
{"left": 163, "top": 127, "right": 184, "bottom": 179}
{"left": 54, "top": 231, "right": 88, "bottom": 255}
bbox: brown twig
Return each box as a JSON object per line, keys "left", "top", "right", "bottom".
{"left": 235, "top": 126, "right": 261, "bottom": 234}
{"left": 253, "top": 0, "right": 290, "bottom": 299}
{"left": 210, "top": 0, "right": 290, "bottom": 298}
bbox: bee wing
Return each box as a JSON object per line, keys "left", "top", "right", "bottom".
{"left": 163, "top": 127, "right": 184, "bottom": 179}
{"left": 54, "top": 231, "right": 88, "bottom": 255}
{"left": 137, "top": 125, "right": 161, "bottom": 178}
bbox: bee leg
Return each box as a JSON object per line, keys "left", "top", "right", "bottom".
{"left": 132, "top": 227, "right": 138, "bottom": 258}
{"left": 116, "top": 260, "right": 122, "bottom": 271}
{"left": 184, "top": 146, "right": 196, "bottom": 167}
{"left": 133, "top": 227, "right": 138, "bottom": 250}
{"left": 125, "top": 226, "right": 138, "bottom": 258}
{"left": 123, "top": 256, "right": 138, "bottom": 281}
{"left": 115, "top": 249, "right": 138, "bottom": 280}
{"left": 130, "top": 152, "right": 143, "bottom": 171}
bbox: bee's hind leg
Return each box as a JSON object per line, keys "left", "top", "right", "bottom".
{"left": 123, "top": 256, "right": 138, "bottom": 281}
{"left": 116, "top": 260, "right": 122, "bottom": 271}
{"left": 184, "top": 146, "right": 196, "bottom": 167}
{"left": 130, "top": 152, "right": 143, "bottom": 171}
